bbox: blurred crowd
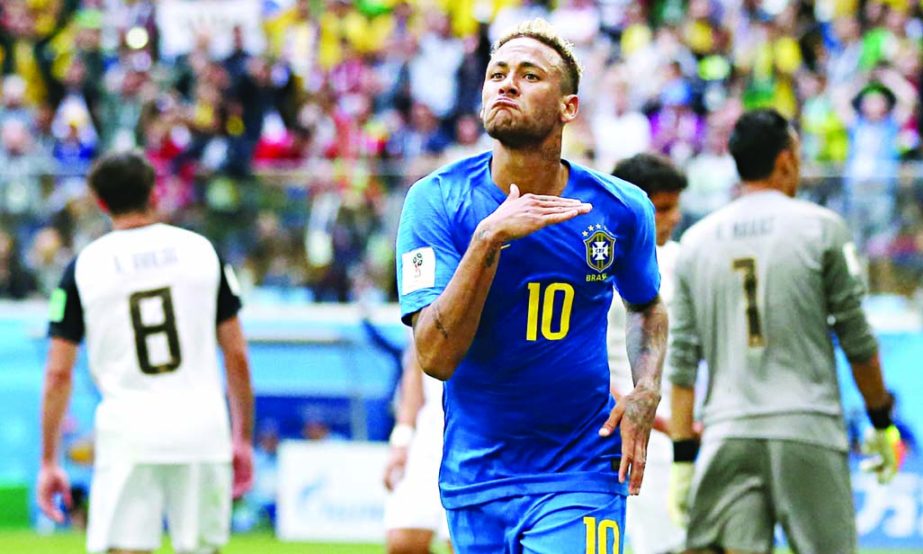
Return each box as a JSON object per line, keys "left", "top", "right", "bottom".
{"left": 0, "top": 0, "right": 922, "bottom": 302}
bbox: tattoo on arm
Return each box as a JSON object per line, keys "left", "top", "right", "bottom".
{"left": 484, "top": 246, "right": 498, "bottom": 268}
{"left": 432, "top": 303, "right": 449, "bottom": 340}
{"left": 624, "top": 387, "right": 660, "bottom": 429}
{"left": 476, "top": 228, "right": 499, "bottom": 268}
{"left": 625, "top": 297, "right": 668, "bottom": 388}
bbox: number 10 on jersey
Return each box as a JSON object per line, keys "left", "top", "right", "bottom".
{"left": 526, "top": 282, "right": 574, "bottom": 341}
{"left": 584, "top": 516, "right": 620, "bottom": 554}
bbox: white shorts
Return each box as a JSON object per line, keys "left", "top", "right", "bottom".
{"left": 87, "top": 461, "right": 232, "bottom": 554}
{"left": 383, "top": 423, "right": 448, "bottom": 538}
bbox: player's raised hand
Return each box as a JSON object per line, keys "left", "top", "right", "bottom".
{"left": 477, "top": 184, "right": 592, "bottom": 244}
{"left": 36, "top": 463, "right": 72, "bottom": 523}
{"left": 232, "top": 441, "right": 254, "bottom": 499}
{"left": 599, "top": 382, "right": 660, "bottom": 495}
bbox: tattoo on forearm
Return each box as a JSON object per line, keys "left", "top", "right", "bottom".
{"left": 484, "top": 247, "right": 498, "bottom": 268}
{"left": 625, "top": 387, "right": 660, "bottom": 430}
{"left": 432, "top": 303, "right": 449, "bottom": 339}
{"left": 625, "top": 298, "right": 668, "bottom": 388}
{"left": 476, "top": 228, "right": 499, "bottom": 268}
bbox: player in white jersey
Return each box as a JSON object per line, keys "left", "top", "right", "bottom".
{"left": 607, "top": 153, "right": 687, "bottom": 554}
{"left": 383, "top": 340, "right": 451, "bottom": 554}
{"left": 37, "top": 151, "right": 255, "bottom": 554}
{"left": 668, "top": 109, "right": 900, "bottom": 553}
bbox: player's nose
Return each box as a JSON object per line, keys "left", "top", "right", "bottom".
{"left": 498, "top": 76, "right": 519, "bottom": 97}
{"left": 669, "top": 207, "right": 682, "bottom": 226}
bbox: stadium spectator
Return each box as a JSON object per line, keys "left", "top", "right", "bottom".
{"left": 650, "top": 71, "right": 705, "bottom": 165}
{"left": 26, "top": 226, "right": 70, "bottom": 297}
{"left": 387, "top": 102, "right": 453, "bottom": 160}
{"left": 591, "top": 68, "right": 652, "bottom": 173}
{"left": 408, "top": 10, "right": 464, "bottom": 119}
{"left": 440, "top": 112, "right": 490, "bottom": 162}
{"left": 682, "top": 120, "right": 738, "bottom": 228}
{"left": 0, "top": 118, "right": 53, "bottom": 224}
{"left": 0, "top": 228, "right": 36, "bottom": 298}
{"left": 99, "top": 65, "right": 152, "bottom": 152}
{"left": 0, "top": 75, "right": 34, "bottom": 130}
{"left": 489, "top": 0, "right": 551, "bottom": 44}
{"left": 836, "top": 68, "right": 917, "bottom": 252}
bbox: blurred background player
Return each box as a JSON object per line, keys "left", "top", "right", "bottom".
{"left": 36, "top": 151, "right": 255, "bottom": 554}
{"left": 382, "top": 341, "right": 451, "bottom": 554}
{"left": 396, "top": 19, "right": 667, "bottom": 553}
{"left": 608, "top": 152, "right": 687, "bottom": 554}
{"left": 668, "top": 109, "right": 899, "bottom": 554}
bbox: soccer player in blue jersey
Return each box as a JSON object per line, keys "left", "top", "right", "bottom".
{"left": 395, "top": 19, "right": 668, "bottom": 554}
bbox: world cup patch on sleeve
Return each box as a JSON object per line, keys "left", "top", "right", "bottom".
{"left": 49, "top": 288, "right": 67, "bottom": 322}
{"left": 401, "top": 247, "right": 436, "bottom": 294}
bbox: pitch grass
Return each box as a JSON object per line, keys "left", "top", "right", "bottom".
{"left": 0, "top": 530, "right": 381, "bottom": 553}
{"left": 0, "top": 530, "right": 908, "bottom": 553}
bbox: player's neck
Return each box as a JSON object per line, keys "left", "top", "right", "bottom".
{"left": 491, "top": 139, "right": 568, "bottom": 196}
{"left": 739, "top": 181, "right": 789, "bottom": 197}
{"left": 111, "top": 210, "right": 158, "bottom": 231}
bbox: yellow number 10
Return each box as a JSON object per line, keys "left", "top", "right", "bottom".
{"left": 584, "top": 516, "right": 620, "bottom": 554}
{"left": 526, "top": 282, "right": 574, "bottom": 341}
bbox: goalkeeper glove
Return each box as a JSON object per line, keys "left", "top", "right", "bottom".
{"left": 668, "top": 462, "right": 694, "bottom": 528}
{"left": 860, "top": 425, "right": 901, "bottom": 484}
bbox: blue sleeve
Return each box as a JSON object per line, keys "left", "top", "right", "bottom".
{"left": 613, "top": 196, "right": 660, "bottom": 305}
{"left": 395, "top": 177, "right": 462, "bottom": 326}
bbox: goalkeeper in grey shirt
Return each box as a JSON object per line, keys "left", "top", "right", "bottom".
{"left": 668, "top": 108, "right": 900, "bottom": 554}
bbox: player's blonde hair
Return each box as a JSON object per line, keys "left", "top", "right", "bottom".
{"left": 492, "top": 18, "right": 583, "bottom": 95}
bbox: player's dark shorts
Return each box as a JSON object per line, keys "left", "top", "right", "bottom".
{"left": 687, "top": 438, "right": 856, "bottom": 554}
{"left": 447, "top": 491, "right": 625, "bottom": 554}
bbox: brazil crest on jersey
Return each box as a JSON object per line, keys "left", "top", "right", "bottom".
{"left": 396, "top": 151, "right": 660, "bottom": 508}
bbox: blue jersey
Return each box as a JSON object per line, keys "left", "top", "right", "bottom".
{"left": 396, "top": 151, "right": 660, "bottom": 509}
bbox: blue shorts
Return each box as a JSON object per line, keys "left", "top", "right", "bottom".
{"left": 447, "top": 491, "right": 626, "bottom": 554}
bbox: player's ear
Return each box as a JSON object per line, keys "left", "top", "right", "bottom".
{"left": 777, "top": 148, "right": 796, "bottom": 178}
{"left": 92, "top": 193, "right": 110, "bottom": 214}
{"left": 147, "top": 185, "right": 159, "bottom": 212}
{"left": 774, "top": 148, "right": 799, "bottom": 195}
{"left": 773, "top": 149, "right": 787, "bottom": 176}
{"left": 560, "top": 93, "right": 579, "bottom": 124}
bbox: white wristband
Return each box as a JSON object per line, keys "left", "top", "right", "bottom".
{"left": 389, "top": 423, "right": 415, "bottom": 448}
